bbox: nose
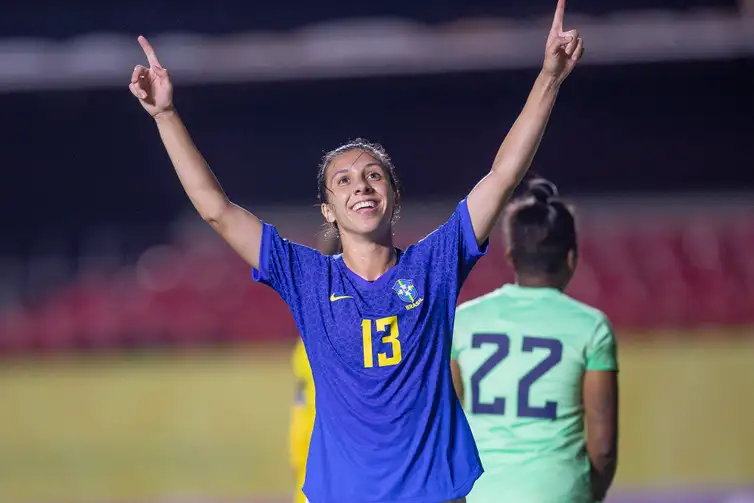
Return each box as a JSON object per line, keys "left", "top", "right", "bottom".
{"left": 353, "top": 175, "right": 374, "bottom": 195}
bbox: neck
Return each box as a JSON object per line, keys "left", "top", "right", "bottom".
{"left": 515, "top": 273, "right": 567, "bottom": 291}
{"left": 340, "top": 232, "right": 396, "bottom": 282}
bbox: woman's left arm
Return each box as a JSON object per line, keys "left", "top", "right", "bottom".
{"left": 466, "top": 0, "right": 584, "bottom": 245}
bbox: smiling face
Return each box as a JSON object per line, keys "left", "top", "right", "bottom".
{"left": 320, "top": 148, "right": 399, "bottom": 242}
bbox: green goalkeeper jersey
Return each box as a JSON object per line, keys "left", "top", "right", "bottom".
{"left": 452, "top": 284, "right": 618, "bottom": 503}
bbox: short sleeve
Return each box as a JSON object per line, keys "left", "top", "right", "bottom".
{"left": 456, "top": 199, "right": 489, "bottom": 274}
{"left": 420, "top": 199, "right": 489, "bottom": 285}
{"left": 585, "top": 317, "right": 619, "bottom": 371}
{"left": 251, "top": 222, "right": 320, "bottom": 307}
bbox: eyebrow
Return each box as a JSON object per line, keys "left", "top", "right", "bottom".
{"left": 330, "top": 162, "right": 383, "bottom": 181}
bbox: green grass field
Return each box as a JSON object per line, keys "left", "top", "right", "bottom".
{"left": 0, "top": 345, "right": 295, "bottom": 502}
{"left": 0, "top": 336, "right": 753, "bottom": 502}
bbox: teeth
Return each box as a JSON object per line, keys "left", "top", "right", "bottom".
{"left": 353, "top": 201, "right": 376, "bottom": 210}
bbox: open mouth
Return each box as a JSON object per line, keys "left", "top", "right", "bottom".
{"left": 350, "top": 200, "right": 379, "bottom": 214}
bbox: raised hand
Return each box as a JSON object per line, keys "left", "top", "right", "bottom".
{"left": 129, "top": 36, "right": 174, "bottom": 118}
{"left": 543, "top": 0, "right": 584, "bottom": 83}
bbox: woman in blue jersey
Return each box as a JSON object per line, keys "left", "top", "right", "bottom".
{"left": 450, "top": 179, "right": 619, "bottom": 503}
{"left": 128, "top": 1, "right": 583, "bottom": 501}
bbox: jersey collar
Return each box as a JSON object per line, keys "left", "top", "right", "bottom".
{"left": 500, "top": 283, "right": 562, "bottom": 298}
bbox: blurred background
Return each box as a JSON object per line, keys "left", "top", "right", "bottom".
{"left": 0, "top": 0, "right": 753, "bottom": 502}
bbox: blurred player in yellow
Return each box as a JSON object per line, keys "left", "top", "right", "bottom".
{"left": 290, "top": 337, "right": 314, "bottom": 503}
{"left": 289, "top": 232, "right": 340, "bottom": 503}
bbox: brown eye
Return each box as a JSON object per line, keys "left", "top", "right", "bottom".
{"left": 337, "top": 176, "right": 349, "bottom": 186}
{"left": 368, "top": 172, "right": 381, "bottom": 180}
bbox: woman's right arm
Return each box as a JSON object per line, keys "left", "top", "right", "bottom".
{"left": 130, "top": 36, "right": 262, "bottom": 269}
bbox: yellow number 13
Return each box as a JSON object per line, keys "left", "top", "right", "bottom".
{"left": 361, "top": 316, "right": 401, "bottom": 368}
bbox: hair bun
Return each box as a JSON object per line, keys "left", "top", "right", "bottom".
{"left": 527, "top": 178, "right": 558, "bottom": 203}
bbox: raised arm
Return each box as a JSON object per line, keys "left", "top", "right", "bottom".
{"left": 129, "top": 36, "right": 263, "bottom": 269}
{"left": 466, "top": 0, "right": 583, "bottom": 245}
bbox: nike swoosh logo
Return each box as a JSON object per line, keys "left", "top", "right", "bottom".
{"left": 330, "top": 293, "right": 353, "bottom": 302}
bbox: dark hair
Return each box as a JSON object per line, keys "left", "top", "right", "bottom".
{"left": 317, "top": 138, "right": 401, "bottom": 205}
{"left": 317, "top": 138, "right": 402, "bottom": 238}
{"left": 504, "top": 178, "right": 577, "bottom": 276}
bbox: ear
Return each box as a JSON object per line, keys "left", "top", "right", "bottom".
{"left": 505, "top": 246, "right": 514, "bottom": 266}
{"left": 321, "top": 202, "right": 336, "bottom": 224}
{"left": 566, "top": 248, "right": 578, "bottom": 272}
{"left": 394, "top": 190, "right": 402, "bottom": 208}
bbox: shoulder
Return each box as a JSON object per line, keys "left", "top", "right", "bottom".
{"left": 263, "top": 223, "right": 325, "bottom": 257}
{"left": 457, "top": 288, "right": 505, "bottom": 315}
{"left": 555, "top": 293, "right": 616, "bottom": 350}
{"left": 454, "top": 288, "right": 506, "bottom": 332}
{"left": 414, "top": 200, "right": 469, "bottom": 245}
{"left": 283, "top": 233, "right": 337, "bottom": 274}
{"left": 257, "top": 222, "right": 331, "bottom": 277}
{"left": 554, "top": 291, "right": 611, "bottom": 325}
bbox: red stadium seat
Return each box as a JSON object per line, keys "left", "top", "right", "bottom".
{"left": 2, "top": 212, "right": 752, "bottom": 355}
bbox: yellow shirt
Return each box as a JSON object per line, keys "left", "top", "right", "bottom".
{"left": 289, "top": 338, "right": 315, "bottom": 503}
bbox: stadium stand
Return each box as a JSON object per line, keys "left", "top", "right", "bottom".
{"left": 0, "top": 208, "right": 752, "bottom": 356}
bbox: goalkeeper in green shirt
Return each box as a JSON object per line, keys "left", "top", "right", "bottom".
{"left": 451, "top": 178, "right": 619, "bottom": 503}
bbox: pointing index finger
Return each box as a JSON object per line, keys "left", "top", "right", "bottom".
{"left": 138, "top": 35, "right": 162, "bottom": 68}
{"left": 550, "top": 0, "right": 566, "bottom": 34}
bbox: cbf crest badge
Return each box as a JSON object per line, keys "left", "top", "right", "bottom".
{"left": 393, "top": 279, "right": 424, "bottom": 310}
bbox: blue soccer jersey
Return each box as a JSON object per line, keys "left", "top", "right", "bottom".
{"left": 252, "top": 200, "right": 487, "bottom": 503}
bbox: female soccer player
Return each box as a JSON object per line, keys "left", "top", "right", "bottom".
{"left": 128, "top": 1, "right": 583, "bottom": 501}
{"left": 450, "top": 179, "right": 619, "bottom": 503}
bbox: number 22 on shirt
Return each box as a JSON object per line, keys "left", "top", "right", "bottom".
{"left": 471, "top": 333, "right": 563, "bottom": 419}
{"left": 361, "top": 316, "right": 401, "bottom": 368}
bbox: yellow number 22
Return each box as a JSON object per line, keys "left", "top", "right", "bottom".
{"left": 361, "top": 316, "right": 401, "bottom": 368}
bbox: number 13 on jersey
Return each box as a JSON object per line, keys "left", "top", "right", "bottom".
{"left": 362, "top": 316, "right": 401, "bottom": 368}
